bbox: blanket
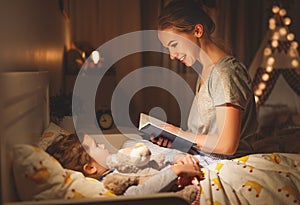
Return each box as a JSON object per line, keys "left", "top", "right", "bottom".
{"left": 198, "top": 153, "right": 300, "bottom": 205}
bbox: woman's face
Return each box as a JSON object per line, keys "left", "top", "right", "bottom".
{"left": 82, "top": 134, "right": 111, "bottom": 168}
{"left": 158, "top": 28, "right": 200, "bottom": 67}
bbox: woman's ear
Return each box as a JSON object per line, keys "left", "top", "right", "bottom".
{"left": 194, "top": 24, "right": 204, "bottom": 38}
{"left": 83, "top": 162, "right": 97, "bottom": 175}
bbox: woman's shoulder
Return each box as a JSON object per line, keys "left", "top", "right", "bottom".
{"left": 213, "top": 55, "right": 248, "bottom": 76}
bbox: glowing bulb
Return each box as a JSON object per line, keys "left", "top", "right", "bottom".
{"left": 272, "top": 6, "right": 280, "bottom": 13}
{"left": 262, "top": 73, "right": 270, "bottom": 81}
{"left": 267, "top": 57, "right": 275, "bottom": 65}
{"left": 82, "top": 52, "right": 86, "bottom": 59}
{"left": 269, "top": 18, "right": 276, "bottom": 24}
{"left": 269, "top": 24, "right": 276, "bottom": 30}
{"left": 289, "top": 49, "right": 297, "bottom": 57}
{"left": 266, "top": 66, "right": 273, "bottom": 73}
{"left": 291, "top": 59, "right": 299, "bottom": 67}
{"left": 259, "top": 83, "right": 266, "bottom": 90}
{"left": 271, "top": 40, "right": 279, "bottom": 48}
{"left": 279, "top": 27, "right": 287, "bottom": 36}
{"left": 255, "top": 96, "right": 259, "bottom": 103}
{"left": 91, "top": 50, "right": 100, "bottom": 64}
{"left": 264, "top": 47, "right": 272, "bottom": 56}
{"left": 291, "top": 41, "right": 298, "bottom": 49}
{"left": 287, "top": 33, "right": 295, "bottom": 41}
{"left": 255, "top": 89, "right": 263, "bottom": 96}
{"left": 272, "top": 32, "right": 280, "bottom": 40}
{"left": 279, "top": 9, "right": 286, "bottom": 16}
{"left": 284, "top": 17, "right": 291, "bottom": 25}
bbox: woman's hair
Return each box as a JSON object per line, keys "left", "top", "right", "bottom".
{"left": 158, "top": 0, "right": 215, "bottom": 35}
{"left": 46, "top": 133, "right": 91, "bottom": 175}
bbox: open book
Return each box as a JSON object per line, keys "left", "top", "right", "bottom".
{"left": 138, "top": 113, "right": 195, "bottom": 152}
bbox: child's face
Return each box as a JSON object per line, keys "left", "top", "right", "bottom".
{"left": 82, "top": 134, "right": 111, "bottom": 168}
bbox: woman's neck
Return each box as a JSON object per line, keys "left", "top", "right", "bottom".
{"left": 199, "top": 38, "right": 229, "bottom": 64}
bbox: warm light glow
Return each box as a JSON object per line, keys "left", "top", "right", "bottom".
{"left": 287, "top": 33, "right": 295, "bottom": 41}
{"left": 284, "top": 17, "right": 291, "bottom": 25}
{"left": 291, "top": 59, "right": 299, "bottom": 67}
{"left": 262, "top": 73, "right": 270, "bottom": 81}
{"left": 269, "top": 18, "right": 276, "bottom": 25}
{"left": 279, "top": 27, "right": 287, "bottom": 36}
{"left": 82, "top": 52, "right": 86, "bottom": 59}
{"left": 279, "top": 9, "right": 287, "bottom": 16}
{"left": 291, "top": 41, "right": 298, "bottom": 49}
{"left": 267, "top": 57, "right": 275, "bottom": 65}
{"left": 272, "top": 6, "right": 280, "bottom": 14}
{"left": 255, "top": 96, "right": 259, "bottom": 103}
{"left": 258, "top": 83, "right": 266, "bottom": 90}
{"left": 269, "top": 24, "right": 276, "bottom": 30}
{"left": 271, "top": 40, "right": 279, "bottom": 48}
{"left": 272, "top": 32, "right": 280, "bottom": 40}
{"left": 289, "top": 49, "right": 297, "bottom": 57}
{"left": 266, "top": 66, "right": 273, "bottom": 73}
{"left": 91, "top": 51, "right": 100, "bottom": 64}
{"left": 255, "top": 89, "right": 263, "bottom": 96}
{"left": 264, "top": 47, "right": 272, "bottom": 56}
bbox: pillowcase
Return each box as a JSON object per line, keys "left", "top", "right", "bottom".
{"left": 38, "top": 122, "right": 71, "bottom": 150}
{"left": 12, "top": 144, "right": 114, "bottom": 201}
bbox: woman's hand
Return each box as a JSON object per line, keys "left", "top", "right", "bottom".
{"left": 150, "top": 136, "right": 172, "bottom": 147}
{"left": 174, "top": 154, "right": 201, "bottom": 167}
{"left": 171, "top": 163, "right": 203, "bottom": 180}
{"left": 149, "top": 124, "right": 181, "bottom": 148}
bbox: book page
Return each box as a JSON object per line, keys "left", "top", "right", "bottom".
{"left": 139, "top": 113, "right": 168, "bottom": 130}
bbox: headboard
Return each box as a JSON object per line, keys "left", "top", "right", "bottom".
{"left": 0, "top": 71, "right": 49, "bottom": 204}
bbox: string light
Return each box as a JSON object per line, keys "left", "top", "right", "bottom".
{"left": 291, "top": 59, "right": 299, "bottom": 67}
{"left": 287, "top": 33, "right": 295, "bottom": 41}
{"left": 272, "top": 5, "right": 280, "bottom": 13}
{"left": 254, "top": 4, "right": 300, "bottom": 105}
{"left": 264, "top": 47, "right": 272, "bottom": 56}
{"left": 267, "top": 57, "right": 275, "bottom": 65}
{"left": 279, "top": 8, "right": 287, "bottom": 16}
{"left": 258, "top": 82, "right": 266, "bottom": 90}
{"left": 284, "top": 17, "right": 291, "bottom": 25}
{"left": 266, "top": 66, "right": 273, "bottom": 73}
{"left": 262, "top": 73, "right": 270, "bottom": 81}
{"left": 279, "top": 27, "right": 287, "bottom": 36}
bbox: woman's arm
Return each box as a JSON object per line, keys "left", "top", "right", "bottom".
{"left": 194, "top": 104, "right": 242, "bottom": 155}
{"left": 151, "top": 104, "right": 242, "bottom": 155}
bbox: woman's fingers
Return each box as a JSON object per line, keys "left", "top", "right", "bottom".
{"left": 150, "top": 136, "right": 172, "bottom": 148}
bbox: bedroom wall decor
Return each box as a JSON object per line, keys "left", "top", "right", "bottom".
{"left": 250, "top": 4, "right": 300, "bottom": 106}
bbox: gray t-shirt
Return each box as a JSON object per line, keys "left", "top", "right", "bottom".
{"left": 187, "top": 56, "right": 258, "bottom": 159}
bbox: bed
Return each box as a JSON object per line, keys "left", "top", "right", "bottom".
{"left": 0, "top": 71, "right": 188, "bottom": 205}
{"left": 0, "top": 71, "right": 299, "bottom": 205}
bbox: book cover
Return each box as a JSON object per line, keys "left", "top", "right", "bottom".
{"left": 138, "top": 113, "right": 195, "bottom": 152}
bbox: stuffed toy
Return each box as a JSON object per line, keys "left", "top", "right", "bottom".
{"left": 106, "top": 142, "right": 166, "bottom": 175}
{"left": 103, "top": 172, "right": 199, "bottom": 204}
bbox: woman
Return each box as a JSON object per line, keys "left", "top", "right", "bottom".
{"left": 151, "top": 0, "right": 258, "bottom": 165}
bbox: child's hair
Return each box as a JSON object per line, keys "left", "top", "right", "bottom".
{"left": 46, "top": 133, "right": 91, "bottom": 175}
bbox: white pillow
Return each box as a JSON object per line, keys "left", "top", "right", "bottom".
{"left": 12, "top": 144, "right": 114, "bottom": 201}
{"left": 38, "top": 122, "right": 71, "bottom": 150}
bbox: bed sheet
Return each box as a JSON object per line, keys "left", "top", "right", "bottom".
{"left": 198, "top": 153, "right": 300, "bottom": 205}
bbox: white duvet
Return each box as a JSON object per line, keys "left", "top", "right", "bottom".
{"left": 198, "top": 153, "right": 300, "bottom": 205}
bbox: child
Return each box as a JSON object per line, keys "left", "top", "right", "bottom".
{"left": 46, "top": 133, "right": 202, "bottom": 199}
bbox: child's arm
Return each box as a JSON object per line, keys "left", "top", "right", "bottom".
{"left": 123, "top": 163, "right": 202, "bottom": 195}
